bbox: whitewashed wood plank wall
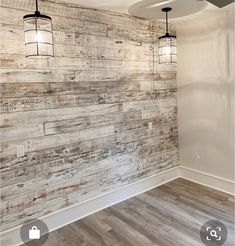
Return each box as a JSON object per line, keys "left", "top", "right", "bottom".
{"left": 0, "top": 0, "right": 178, "bottom": 231}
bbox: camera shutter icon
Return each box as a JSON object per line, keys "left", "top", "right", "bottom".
{"left": 29, "top": 226, "right": 40, "bottom": 240}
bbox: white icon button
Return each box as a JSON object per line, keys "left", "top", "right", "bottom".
{"left": 29, "top": 226, "right": 40, "bottom": 240}
{"left": 206, "top": 227, "right": 222, "bottom": 241}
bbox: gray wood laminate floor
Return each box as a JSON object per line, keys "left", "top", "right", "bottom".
{"left": 40, "top": 178, "right": 235, "bottom": 246}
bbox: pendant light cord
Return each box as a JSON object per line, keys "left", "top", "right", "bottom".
{"left": 35, "top": 0, "right": 39, "bottom": 13}
{"left": 166, "top": 11, "right": 168, "bottom": 34}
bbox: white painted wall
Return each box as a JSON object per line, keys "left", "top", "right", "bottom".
{"left": 176, "top": 4, "right": 234, "bottom": 181}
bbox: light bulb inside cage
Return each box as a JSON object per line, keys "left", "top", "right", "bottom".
{"left": 23, "top": 13, "right": 54, "bottom": 58}
{"left": 158, "top": 35, "right": 177, "bottom": 64}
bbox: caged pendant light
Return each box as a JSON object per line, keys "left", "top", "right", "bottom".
{"left": 158, "top": 7, "right": 177, "bottom": 64}
{"left": 23, "top": 0, "right": 54, "bottom": 58}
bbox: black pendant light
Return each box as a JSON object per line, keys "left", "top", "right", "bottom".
{"left": 158, "top": 7, "right": 177, "bottom": 64}
{"left": 23, "top": 0, "right": 54, "bottom": 58}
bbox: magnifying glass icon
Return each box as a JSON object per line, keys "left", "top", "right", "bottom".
{"left": 210, "top": 230, "right": 218, "bottom": 238}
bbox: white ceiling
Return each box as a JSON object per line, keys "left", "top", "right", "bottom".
{"left": 56, "top": 0, "right": 231, "bottom": 20}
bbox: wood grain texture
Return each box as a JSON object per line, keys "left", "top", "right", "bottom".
{"left": 42, "top": 178, "right": 235, "bottom": 246}
{"left": 0, "top": 0, "right": 178, "bottom": 231}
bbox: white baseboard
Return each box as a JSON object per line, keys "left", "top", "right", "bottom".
{"left": 0, "top": 167, "right": 180, "bottom": 246}
{"left": 179, "top": 166, "right": 235, "bottom": 196}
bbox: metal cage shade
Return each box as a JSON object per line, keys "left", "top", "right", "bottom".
{"left": 23, "top": 13, "right": 54, "bottom": 58}
{"left": 158, "top": 34, "right": 177, "bottom": 64}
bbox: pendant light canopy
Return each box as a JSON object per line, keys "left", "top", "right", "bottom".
{"left": 23, "top": 0, "right": 54, "bottom": 58}
{"left": 158, "top": 8, "right": 177, "bottom": 64}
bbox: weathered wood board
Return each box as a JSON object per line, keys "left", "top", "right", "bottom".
{"left": 0, "top": 0, "right": 178, "bottom": 231}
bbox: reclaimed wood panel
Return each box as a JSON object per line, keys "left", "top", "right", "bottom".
{"left": 0, "top": 69, "right": 158, "bottom": 83}
{"left": 0, "top": 3, "right": 170, "bottom": 32}
{"left": 0, "top": 0, "right": 178, "bottom": 232}
{"left": 0, "top": 24, "right": 154, "bottom": 51}
{"left": 0, "top": 157, "right": 179, "bottom": 230}
{"left": 1, "top": 135, "right": 178, "bottom": 189}
{"left": 0, "top": 54, "right": 157, "bottom": 71}
{"left": 43, "top": 111, "right": 142, "bottom": 136}
{"left": 0, "top": 39, "right": 154, "bottom": 62}
{"left": 0, "top": 104, "right": 122, "bottom": 127}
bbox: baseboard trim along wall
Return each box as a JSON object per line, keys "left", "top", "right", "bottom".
{"left": 179, "top": 166, "right": 235, "bottom": 196}
{"left": 0, "top": 167, "right": 181, "bottom": 246}
{"left": 1, "top": 165, "right": 234, "bottom": 246}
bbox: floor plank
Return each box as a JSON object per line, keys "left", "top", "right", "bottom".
{"left": 43, "top": 178, "right": 235, "bottom": 246}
